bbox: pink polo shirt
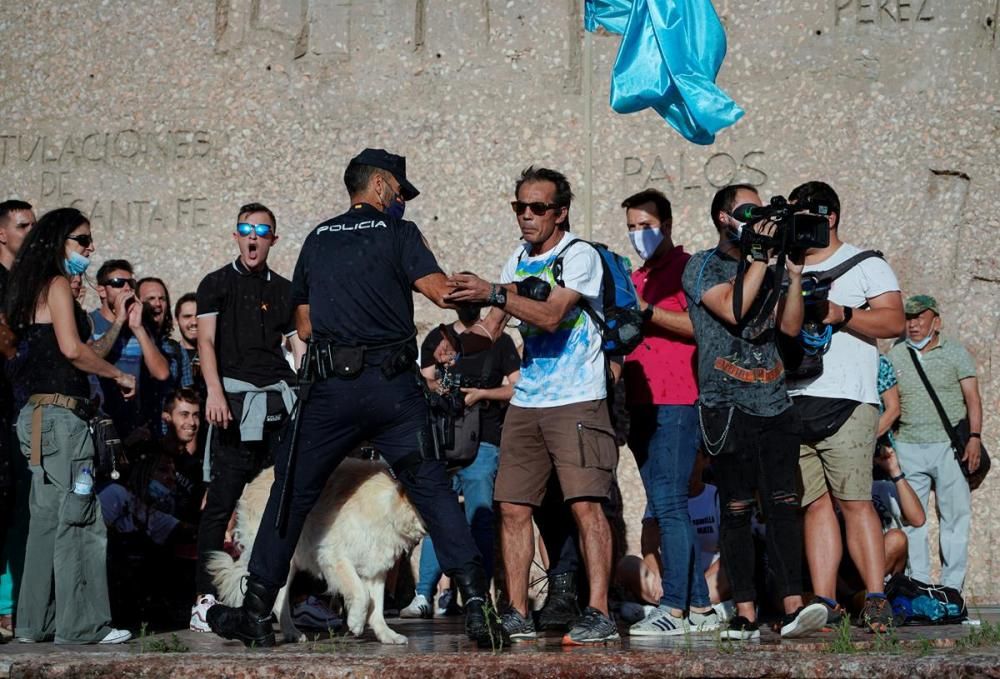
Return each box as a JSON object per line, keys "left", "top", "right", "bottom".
{"left": 624, "top": 245, "right": 699, "bottom": 406}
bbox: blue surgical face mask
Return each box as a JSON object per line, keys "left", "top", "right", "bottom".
{"left": 906, "top": 330, "right": 935, "bottom": 351}
{"left": 64, "top": 251, "right": 90, "bottom": 275}
{"left": 628, "top": 227, "right": 665, "bottom": 262}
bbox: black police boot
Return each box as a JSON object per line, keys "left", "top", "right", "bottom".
{"left": 206, "top": 577, "right": 277, "bottom": 648}
{"left": 536, "top": 571, "right": 581, "bottom": 631}
{"left": 453, "top": 566, "right": 509, "bottom": 649}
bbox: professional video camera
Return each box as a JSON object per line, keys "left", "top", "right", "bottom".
{"left": 730, "top": 195, "right": 831, "bottom": 256}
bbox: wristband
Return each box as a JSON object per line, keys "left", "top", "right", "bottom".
{"left": 842, "top": 306, "right": 853, "bottom": 325}
{"left": 642, "top": 306, "right": 654, "bottom": 323}
{"left": 969, "top": 433, "right": 981, "bottom": 439}
{"left": 890, "top": 472, "right": 905, "bottom": 483}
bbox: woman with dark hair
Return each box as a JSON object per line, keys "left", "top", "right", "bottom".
{"left": 5, "top": 207, "right": 135, "bottom": 644}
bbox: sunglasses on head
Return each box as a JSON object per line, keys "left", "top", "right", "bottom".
{"left": 236, "top": 222, "right": 273, "bottom": 238}
{"left": 101, "top": 277, "right": 135, "bottom": 289}
{"left": 510, "top": 201, "right": 561, "bottom": 216}
{"left": 66, "top": 234, "right": 93, "bottom": 248}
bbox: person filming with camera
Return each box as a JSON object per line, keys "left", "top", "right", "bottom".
{"left": 785, "top": 181, "right": 905, "bottom": 633}
{"left": 681, "top": 184, "right": 828, "bottom": 641}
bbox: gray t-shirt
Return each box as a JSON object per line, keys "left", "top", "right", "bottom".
{"left": 682, "top": 249, "right": 791, "bottom": 417}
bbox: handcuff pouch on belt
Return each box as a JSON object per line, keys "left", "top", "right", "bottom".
{"left": 27, "top": 393, "right": 122, "bottom": 481}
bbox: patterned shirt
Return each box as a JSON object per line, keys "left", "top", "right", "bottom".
{"left": 499, "top": 233, "right": 605, "bottom": 408}
{"left": 888, "top": 336, "right": 977, "bottom": 444}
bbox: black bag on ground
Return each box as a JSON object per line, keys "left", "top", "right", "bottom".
{"left": 885, "top": 573, "right": 967, "bottom": 625}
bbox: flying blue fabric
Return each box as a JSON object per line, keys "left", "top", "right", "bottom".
{"left": 585, "top": 0, "right": 744, "bottom": 145}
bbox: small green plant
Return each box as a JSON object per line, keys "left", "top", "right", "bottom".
{"left": 482, "top": 598, "right": 504, "bottom": 655}
{"left": 957, "top": 619, "right": 1000, "bottom": 650}
{"left": 714, "top": 625, "right": 736, "bottom": 655}
{"left": 915, "top": 637, "right": 934, "bottom": 656}
{"left": 137, "top": 623, "right": 189, "bottom": 655}
{"left": 826, "top": 615, "right": 856, "bottom": 654}
{"left": 871, "top": 624, "right": 902, "bottom": 654}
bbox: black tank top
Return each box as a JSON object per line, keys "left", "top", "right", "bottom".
{"left": 21, "top": 303, "right": 92, "bottom": 399}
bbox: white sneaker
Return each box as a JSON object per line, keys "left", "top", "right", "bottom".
{"left": 713, "top": 599, "right": 735, "bottom": 622}
{"left": 400, "top": 594, "right": 432, "bottom": 619}
{"left": 190, "top": 594, "right": 218, "bottom": 632}
{"left": 98, "top": 628, "right": 132, "bottom": 644}
{"left": 688, "top": 608, "right": 722, "bottom": 633}
{"left": 629, "top": 605, "right": 689, "bottom": 637}
{"left": 291, "top": 595, "right": 342, "bottom": 631}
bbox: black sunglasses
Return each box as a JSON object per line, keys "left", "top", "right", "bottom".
{"left": 66, "top": 234, "right": 93, "bottom": 248}
{"left": 101, "top": 277, "right": 135, "bottom": 289}
{"left": 511, "top": 201, "right": 561, "bottom": 216}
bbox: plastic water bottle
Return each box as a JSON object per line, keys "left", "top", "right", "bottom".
{"left": 72, "top": 468, "right": 94, "bottom": 496}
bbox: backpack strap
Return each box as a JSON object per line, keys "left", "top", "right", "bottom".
{"left": 811, "top": 250, "right": 884, "bottom": 285}
{"left": 552, "top": 239, "right": 612, "bottom": 334}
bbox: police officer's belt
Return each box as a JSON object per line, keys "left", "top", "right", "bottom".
{"left": 308, "top": 334, "right": 416, "bottom": 381}
{"left": 27, "top": 393, "right": 96, "bottom": 467}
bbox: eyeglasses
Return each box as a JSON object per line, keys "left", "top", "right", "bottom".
{"left": 101, "top": 277, "right": 135, "bottom": 289}
{"left": 66, "top": 234, "right": 93, "bottom": 248}
{"left": 236, "top": 222, "right": 273, "bottom": 238}
{"left": 511, "top": 201, "right": 561, "bottom": 216}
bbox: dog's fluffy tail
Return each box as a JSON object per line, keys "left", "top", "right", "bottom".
{"left": 204, "top": 550, "right": 250, "bottom": 607}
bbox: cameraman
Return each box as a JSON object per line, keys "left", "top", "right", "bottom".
{"left": 401, "top": 305, "right": 519, "bottom": 619}
{"left": 682, "top": 184, "right": 826, "bottom": 641}
{"left": 786, "top": 181, "right": 904, "bottom": 633}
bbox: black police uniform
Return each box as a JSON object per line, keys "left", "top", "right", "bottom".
{"left": 246, "top": 203, "right": 484, "bottom": 593}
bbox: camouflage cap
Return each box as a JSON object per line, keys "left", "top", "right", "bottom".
{"left": 904, "top": 294, "right": 939, "bottom": 316}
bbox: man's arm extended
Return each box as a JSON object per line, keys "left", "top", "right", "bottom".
{"left": 641, "top": 300, "right": 694, "bottom": 339}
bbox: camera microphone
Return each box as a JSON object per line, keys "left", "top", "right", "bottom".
{"left": 730, "top": 204, "right": 770, "bottom": 222}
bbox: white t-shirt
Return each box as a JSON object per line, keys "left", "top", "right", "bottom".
{"left": 500, "top": 233, "right": 606, "bottom": 408}
{"left": 99, "top": 483, "right": 179, "bottom": 546}
{"left": 788, "top": 243, "right": 900, "bottom": 404}
{"left": 688, "top": 484, "right": 721, "bottom": 573}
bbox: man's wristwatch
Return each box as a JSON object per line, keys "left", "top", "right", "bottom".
{"left": 842, "top": 306, "right": 853, "bottom": 325}
{"left": 890, "top": 472, "right": 906, "bottom": 483}
{"left": 969, "top": 432, "right": 982, "bottom": 439}
{"left": 487, "top": 283, "right": 507, "bottom": 308}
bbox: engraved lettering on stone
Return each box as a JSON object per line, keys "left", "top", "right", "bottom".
{"left": 0, "top": 131, "right": 219, "bottom": 167}
{"left": 215, "top": 0, "right": 351, "bottom": 60}
{"left": 623, "top": 152, "right": 768, "bottom": 191}
{"left": 834, "top": 0, "right": 933, "bottom": 25}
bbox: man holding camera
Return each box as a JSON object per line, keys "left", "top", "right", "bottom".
{"left": 446, "top": 166, "right": 620, "bottom": 645}
{"left": 786, "top": 181, "right": 904, "bottom": 632}
{"left": 682, "top": 184, "right": 826, "bottom": 641}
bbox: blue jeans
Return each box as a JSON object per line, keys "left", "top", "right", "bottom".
{"left": 416, "top": 442, "right": 499, "bottom": 598}
{"left": 628, "top": 404, "right": 710, "bottom": 610}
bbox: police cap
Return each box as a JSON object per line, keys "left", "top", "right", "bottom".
{"left": 350, "top": 148, "right": 420, "bottom": 201}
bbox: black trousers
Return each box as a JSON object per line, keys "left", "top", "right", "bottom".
{"left": 249, "top": 368, "right": 482, "bottom": 592}
{"left": 195, "top": 422, "right": 276, "bottom": 595}
{"left": 712, "top": 409, "right": 803, "bottom": 605}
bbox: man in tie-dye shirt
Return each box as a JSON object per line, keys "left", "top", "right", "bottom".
{"left": 446, "top": 166, "right": 619, "bottom": 645}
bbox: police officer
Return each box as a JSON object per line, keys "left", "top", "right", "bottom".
{"left": 207, "top": 148, "right": 504, "bottom": 648}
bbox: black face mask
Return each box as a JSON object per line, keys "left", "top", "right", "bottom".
{"left": 456, "top": 306, "right": 482, "bottom": 326}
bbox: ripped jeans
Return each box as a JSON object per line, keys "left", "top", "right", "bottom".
{"left": 711, "top": 408, "right": 804, "bottom": 605}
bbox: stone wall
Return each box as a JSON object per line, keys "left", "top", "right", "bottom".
{"left": 1, "top": 0, "right": 997, "bottom": 601}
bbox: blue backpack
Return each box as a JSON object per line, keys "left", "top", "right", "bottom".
{"left": 552, "top": 239, "right": 645, "bottom": 356}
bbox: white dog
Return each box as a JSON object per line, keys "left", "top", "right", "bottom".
{"left": 205, "top": 458, "right": 426, "bottom": 645}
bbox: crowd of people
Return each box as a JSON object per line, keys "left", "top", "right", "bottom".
{"left": 0, "top": 150, "right": 985, "bottom": 648}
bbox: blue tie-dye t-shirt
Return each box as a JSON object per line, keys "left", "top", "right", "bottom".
{"left": 499, "top": 234, "right": 605, "bottom": 408}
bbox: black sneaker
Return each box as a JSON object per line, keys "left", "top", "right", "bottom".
{"left": 206, "top": 604, "right": 276, "bottom": 648}
{"left": 778, "top": 603, "right": 828, "bottom": 639}
{"left": 859, "top": 595, "right": 893, "bottom": 633}
{"left": 561, "top": 607, "right": 619, "bottom": 645}
{"left": 720, "top": 615, "right": 760, "bottom": 641}
{"left": 501, "top": 608, "right": 538, "bottom": 642}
